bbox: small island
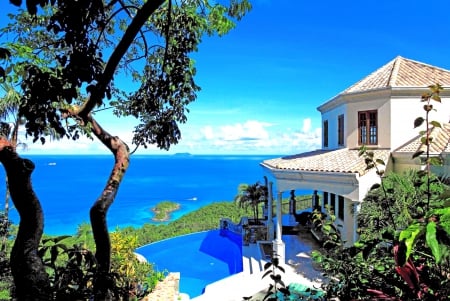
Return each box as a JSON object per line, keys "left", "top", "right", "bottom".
{"left": 172, "top": 152, "right": 192, "bottom": 157}
{"left": 151, "top": 201, "right": 181, "bottom": 222}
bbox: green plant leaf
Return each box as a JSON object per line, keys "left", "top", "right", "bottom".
{"left": 412, "top": 150, "right": 424, "bottom": 159}
{"left": 426, "top": 221, "right": 441, "bottom": 263}
{"left": 358, "top": 145, "right": 367, "bottom": 156}
{"left": 262, "top": 269, "right": 271, "bottom": 279}
{"left": 429, "top": 157, "right": 443, "bottom": 166}
{"left": 430, "top": 120, "right": 442, "bottom": 128}
{"left": 414, "top": 117, "right": 425, "bottom": 128}
{"left": 0, "top": 48, "right": 11, "bottom": 60}
{"left": 399, "top": 223, "right": 423, "bottom": 262}
{"left": 375, "top": 159, "right": 385, "bottom": 166}
{"left": 432, "top": 94, "right": 441, "bottom": 102}
{"left": 432, "top": 208, "right": 450, "bottom": 235}
{"left": 370, "top": 183, "right": 381, "bottom": 190}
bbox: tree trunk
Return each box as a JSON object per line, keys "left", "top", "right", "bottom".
{"left": 0, "top": 139, "right": 50, "bottom": 300}
{"left": 83, "top": 114, "right": 130, "bottom": 300}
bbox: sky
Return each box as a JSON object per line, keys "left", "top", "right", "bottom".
{"left": 2, "top": 0, "right": 450, "bottom": 155}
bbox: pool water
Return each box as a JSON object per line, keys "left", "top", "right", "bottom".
{"left": 135, "top": 229, "right": 243, "bottom": 298}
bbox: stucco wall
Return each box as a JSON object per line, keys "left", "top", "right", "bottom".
{"left": 321, "top": 104, "right": 347, "bottom": 149}
{"left": 390, "top": 96, "right": 450, "bottom": 151}
{"left": 346, "top": 96, "right": 390, "bottom": 148}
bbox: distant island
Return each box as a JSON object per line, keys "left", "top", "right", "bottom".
{"left": 172, "top": 152, "right": 192, "bottom": 157}
{"left": 151, "top": 201, "right": 180, "bottom": 222}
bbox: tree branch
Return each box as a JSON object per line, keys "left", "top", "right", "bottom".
{"left": 79, "top": 0, "right": 166, "bottom": 117}
{"left": 82, "top": 114, "right": 130, "bottom": 297}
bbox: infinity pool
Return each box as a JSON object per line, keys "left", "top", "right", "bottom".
{"left": 135, "top": 229, "right": 243, "bottom": 298}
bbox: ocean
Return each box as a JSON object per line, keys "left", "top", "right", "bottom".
{"left": 0, "top": 154, "right": 306, "bottom": 236}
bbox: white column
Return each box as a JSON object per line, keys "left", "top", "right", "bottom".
{"left": 273, "top": 191, "right": 285, "bottom": 264}
{"left": 267, "top": 182, "right": 274, "bottom": 240}
{"left": 352, "top": 201, "right": 361, "bottom": 245}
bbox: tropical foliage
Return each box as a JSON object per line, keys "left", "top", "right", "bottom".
{"left": 151, "top": 200, "right": 180, "bottom": 221}
{"left": 0, "top": 199, "right": 252, "bottom": 299}
{"left": 235, "top": 182, "right": 268, "bottom": 223}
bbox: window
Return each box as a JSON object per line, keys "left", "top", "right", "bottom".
{"left": 338, "top": 114, "right": 344, "bottom": 146}
{"left": 359, "top": 110, "right": 377, "bottom": 145}
{"left": 323, "top": 120, "right": 329, "bottom": 147}
{"left": 330, "top": 193, "right": 336, "bottom": 213}
{"left": 323, "top": 192, "right": 328, "bottom": 207}
{"left": 338, "top": 195, "right": 344, "bottom": 220}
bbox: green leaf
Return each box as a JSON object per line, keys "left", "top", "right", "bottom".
{"left": 432, "top": 94, "right": 441, "bottom": 103}
{"left": 375, "top": 159, "right": 385, "bottom": 166}
{"left": 421, "top": 92, "right": 431, "bottom": 101}
{"left": 399, "top": 223, "right": 423, "bottom": 262}
{"left": 426, "top": 221, "right": 441, "bottom": 263}
{"left": 52, "top": 235, "right": 71, "bottom": 243}
{"left": 370, "top": 183, "right": 381, "bottom": 190}
{"left": 263, "top": 261, "right": 272, "bottom": 270}
{"left": 358, "top": 145, "right": 367, "bottom": 156}
{"left": 429, "top": 157, "right": 443, "bottom": 166}
{"left": 432, "top": 208, "right": 450, "bottom": 235}
{"left": 414, "top": 117, "right": 425, "bottom": 128}
{"left": 420, "top": 136, "right": 430, "bottom": 145}
{"left": 0, "top": 48, "right": 12, "bottom": 60}
{"left": 412, "top": 150, "right": 424, "bottom": 159}
{"left": 430, "top": 120, "right": 442, "bottom": 128}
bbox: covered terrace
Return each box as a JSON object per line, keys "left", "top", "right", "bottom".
{"left": 260, "top": 148, "right": 391, "bottom": 263}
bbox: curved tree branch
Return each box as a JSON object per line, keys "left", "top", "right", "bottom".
{"left": 83, "top": 113, "right": 130, "bottom": 297}
{"left": 79, "top": 0, "right": 166, "bottom": 117}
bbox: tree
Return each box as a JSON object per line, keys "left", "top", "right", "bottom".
{"left": 235, "top": 182, "right": 267, "bottom": 224}
{"left": 0, "top": 0, "right": 251, "bottom": 299}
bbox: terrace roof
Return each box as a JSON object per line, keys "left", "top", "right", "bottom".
{"left": 262, "top": 148, "right": 391, "bottom": 176}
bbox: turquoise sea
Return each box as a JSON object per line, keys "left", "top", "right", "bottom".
{"left": 0, "top": 154, "right": 307, "bottom": 235}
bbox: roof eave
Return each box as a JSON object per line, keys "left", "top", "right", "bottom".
{"left": 317, "top": 87, "right": 391, "bottom": 113}
{"left": 261, "top": 164, "right": 360, "bottom": 191}
{"left": 317, "top": 86, "right": 450, "bottom": 113}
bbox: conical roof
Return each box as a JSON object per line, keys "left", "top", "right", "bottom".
{"left": 343, "top": 56, "right": 450, "bottom": 94}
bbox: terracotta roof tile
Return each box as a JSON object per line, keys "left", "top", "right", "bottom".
{"left": 343, "top": 56, "right": 450, "bottom": 94}
{"left": 394, "top": 123, "right": 450, "bottom": 155}
{"left": 262, "top": 148, "right": 391, "bottom": 176}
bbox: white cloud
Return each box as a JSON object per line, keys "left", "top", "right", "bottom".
{"left": 302, "top": 118, "right": 311, "bottom": 133}
{"left": 187, "top": 118, "right": 321, "bottom": 155}
{"left": 219, "top": 120, "right": 271, "bottom": 141}
{"left": 17, "top": 118, "right": 322, "bottom": 156}
{"left": 201, "top": 126, "right": 214, "bottom": 140}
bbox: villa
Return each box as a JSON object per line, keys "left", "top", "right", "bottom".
{"left": 158, "top": 56, "right": 450, "bottom": 301}
{"left": 262, "top": 56, "right": 450, "bottom": 260}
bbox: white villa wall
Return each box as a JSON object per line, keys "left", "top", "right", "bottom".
{"left": 390, "top": 96, "right": 450, "bottom": 151}
{"left": 321, "top": 104, "right": 347, "bottom": 149}
{"left": 328, "top": 167, "right": 383, "bottom": 246}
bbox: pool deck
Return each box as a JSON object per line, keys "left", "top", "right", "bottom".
{"left": 190, "top": 230, "right": 324, "bottom": 301}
